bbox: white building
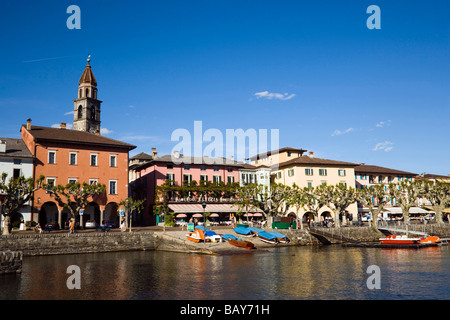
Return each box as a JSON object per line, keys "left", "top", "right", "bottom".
{"left": 0, "top": 138, "right": 34, "bottom": 225}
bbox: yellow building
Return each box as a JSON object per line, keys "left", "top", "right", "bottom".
{"left": 251, "top": 147, "right": 358, "bottom": 225}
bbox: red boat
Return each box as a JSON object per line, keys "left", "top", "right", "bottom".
{"left": 228, "top": 238, "right": 255, "bottom": 250}
{"left": 420, "top": 236, "right": 441, "bottom": 244}
{"left": 379, "top": 235, "right": 421, "bottom": 244}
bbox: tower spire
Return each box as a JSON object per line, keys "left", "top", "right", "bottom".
{"left": 73, "top": 57, "right": 102, "bottom": 134}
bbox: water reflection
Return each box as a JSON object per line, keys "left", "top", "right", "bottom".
{"left": 1, "top": 246, "right": 448, "bottom": 300}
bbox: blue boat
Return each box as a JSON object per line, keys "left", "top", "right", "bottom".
{"left": 233, "top": 227, "right": 254, "bottom": 237}
{"left": 258, "top": 231, "right": 279, "bottom": 244}
{"left": 222, "top": 234, "right": 238, "bottom": 241}
{"left": 270, "top": 231, "right": 290, "bottom": 243}
{"left": 248, "top": 227, "right": 264, "bottom": 234}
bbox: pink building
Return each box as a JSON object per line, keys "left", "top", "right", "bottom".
{"left": 130, "top": 150, "right": 243, "bottom": 225}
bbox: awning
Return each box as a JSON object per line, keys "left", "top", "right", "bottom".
{"left": 168, "top": 203, "right": 263, "bottom": 214}
{"left": 383, "top": 207, "right": 434, "bottom": 214}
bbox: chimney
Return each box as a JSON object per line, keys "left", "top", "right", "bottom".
{"left": 153, "top": 152, "right": 158, "bottom": 159}
{"left": 60, "top": 122, "right": 66, "bottom": 129}
{"left": 173, "top": 150, "right": 179, "bottom": 159}
{"left": 26, "top": 118, "right": 31, "bottom": 130}
{"left": 0, "top": 140, "right": 6, "bottom": 153}
{"left": 309, "top": 151, "right": 314, "bottom": 158}
{"left": 95, "top": 129, "right": 100, "bottom": 136}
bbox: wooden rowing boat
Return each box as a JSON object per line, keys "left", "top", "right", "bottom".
{"left": 257, "top": 231, "right": 279, "bottom": 244}
{"left": 228, "top": 237, "right": 255, "bottom": 249}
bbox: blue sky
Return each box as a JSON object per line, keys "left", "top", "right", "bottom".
{"left": 0, "top": 0, "right": 448, "bottom": 175}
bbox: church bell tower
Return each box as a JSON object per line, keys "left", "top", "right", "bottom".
{"left": 73, "top": 56, "right": 102, "bottom": 134}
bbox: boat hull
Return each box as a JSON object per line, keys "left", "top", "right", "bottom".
{"left": 258, "top": 232, "right": 279, "bottom": 245}
{"left": 379, "top": 235, "right": 421, "bottom": 245}
{"left": 228, "top": 238, "right": 255, "bottom": 249}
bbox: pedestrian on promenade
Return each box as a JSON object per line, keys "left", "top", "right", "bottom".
{"left": 69, "top": 219, "right": 74, "bottom": 234}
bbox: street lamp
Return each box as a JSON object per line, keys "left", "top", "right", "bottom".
{"left": 202, "top": 202, "right": 206, "bottom": 249}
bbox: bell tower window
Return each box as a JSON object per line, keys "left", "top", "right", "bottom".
{"left": 86, "top": 88, "right": 89, "bottom": 98}
{"left": 78, "top": 106, "right": 83, "bottom": 119}
{"left": 91, "top": 106, "right": 96, "bottom": 120}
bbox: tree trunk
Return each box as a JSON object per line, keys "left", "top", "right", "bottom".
{"left": 2, "top": 215, "right": 11, "bottom": 235}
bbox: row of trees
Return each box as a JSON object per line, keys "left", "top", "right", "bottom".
{"left": 0, "top": 173, "right": 144, "bottom": 235}
{"left": 154, "top": 179, "right": 450, "bottom": 229}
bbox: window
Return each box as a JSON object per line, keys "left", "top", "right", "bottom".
{"left": 200, "top": 166, "right": 206, "bottom": 171}
{"left": 338, "top": 169, "right": 346, "bottom": 176}
{"left": 86, "top": 88, "right": 90, "bottom": 98}
{"left": 167, "top": 164, "right": 173, "bottom": 169}
{"left": 48, "top": 150, "right": 56, "bottom": 164}
{"left": 307, "top": 181, "right": 313, "bottom": 189}
{"left": 287, "top": 151, "right": 291, "bottom": 157}
{"left": 183, "top": 174, "right": 192, "bottom": 184}
{"left": 200, "top": 175, "right": 208, "bottom": 182}
{"left": 213, "top": 175, "right": 221, "bottom": 184}
{"left": 339, "top": 182, "right": 347, "bottom": 187}
{"left": 184, "top": 165, "right": 190, "bottom": 170}
{"left": 227, "top": 168, "right": 233, "bottom": 172}
{"left": 78, "top": 106, "right": 83, "bottom": 119}
{"left": 91, "top": 106, "right": 96, "bottom": 120}
{"left": 69, "top": 152, "right": 77, "bottom": 165}
{"left": 13, "top": 169, "right": 21, "bottom": 179}
{"left": 46, "top": 178, "right": 56, "bottom": 193}
{"left": 110, "top": 154, "right": 117, "bottom": 167}
{"left": 13, "top": 159, "right": 21, "bottom": 165}
{"left": 109, "top": 180, "right": 117, "bottom": 195}
{"left": 288, "top": 169, "right": 294, "bottom": 177}
{"left": 89, "top": 179, "right": 98, "bottom": 185}
{"left": 305, "top": 168, "right": 313, "bottom": 176}
{"left": 68, "top": 178, "right": 77, "bottom": 184}
{"left": 227, "top": 176, "right": 235, "bottom": 184}
{"left": 213, "top": 167, "right": 219, "bottom": 172}
{"left": 276, "top": 171, "right": 282, "bottom": 179}
{"left": 90, "top": 153, "right": 98, "bottom": 166}
{"left": 319, "top": 169, "right": 327, "bottom": 176}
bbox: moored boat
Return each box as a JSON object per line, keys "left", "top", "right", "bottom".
{"left": 379, "top": 235, "right": 421, "bottom": 244}
{"left": 228, "top": 238, "right": 255, "bottom": 250}
{"left": 248, "top": 227, "right": 264, "bottom": 235}
{"left": 234, "top": 227, "right": 254, "bottom": 237}
{"left": 186, "top": 229, "right": 204, "bottom": 242}
{"left": 419, "top": 236, "right": 441, "bottom": 244}
{"left": 258, "top": 231, "right": 279, "bottom": 244}
{"left": 270, "top": 231, "right": 290, "bottom": 243}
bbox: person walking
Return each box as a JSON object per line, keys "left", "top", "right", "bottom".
{"left": 69, "top": 219, "right": 75, "bottom": 234}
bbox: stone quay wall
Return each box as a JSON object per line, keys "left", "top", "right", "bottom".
{"left": 0, "top": 250, "right": 23, "bottom": 274}
{"left": 0, "top": 232, "right": 156, "bottom": 257}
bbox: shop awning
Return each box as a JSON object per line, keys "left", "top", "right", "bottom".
{"left": 168, "top": 203, "right": 263, "bottom": 214}
{"left": 383, "top": 207, "right": 434, "bottom": 214}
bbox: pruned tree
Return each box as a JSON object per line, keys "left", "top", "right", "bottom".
{"left": 319, "top": 184, "right": 357, "bottom": 228}
{"left": 44, "top": 181, "right": 106, "bottom": 222}
{"left": 0, "top": 173, "right": 44, "bottom": 235}
{"left": 356, "top": 184, "right": 390, "bottom": 230}
{"left": 388, "top": 180, "right": 422, "bottom": 223}
{"left": 119, "top": 197, "right": 145, "bottom": 232}
{"left": 419, "top": 179, "right": 450, "bottom": 224}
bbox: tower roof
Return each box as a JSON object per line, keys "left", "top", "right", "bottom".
{"left": 78, "top": 57, "right": 97, "bottom": 86}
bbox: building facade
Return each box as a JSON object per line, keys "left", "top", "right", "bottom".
{"left": 271, "top": 148, "right": 358, "bottom": 223}
{"left": 20, "top": 60, "right": 135, "bottom": 228}
{"left": 130, "top": 150, "right": 245, "bottom": 225}
{"left": 0, "top": 138, "right": 34, "bottom": 225}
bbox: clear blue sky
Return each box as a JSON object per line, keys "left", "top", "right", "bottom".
{"left": 0, "top": 0, "right": 448, "bottom": 175}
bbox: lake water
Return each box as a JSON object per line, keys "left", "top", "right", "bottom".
{"left": 1, "top": 245, "right": 449, "bottom": 300}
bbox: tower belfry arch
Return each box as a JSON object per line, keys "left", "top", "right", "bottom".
{"left": 73, "top": 55, "right": 102, "bottom": 134}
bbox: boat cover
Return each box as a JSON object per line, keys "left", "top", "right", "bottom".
{"left": 258, "top": 231, "right": 278, "bottom": 240}
{"left": 234, "top": 227, "right": 253, "bottom": 235}
{"left": 248, "top": 227, "right": 264, "bottom": 233}
{"left": 270, "top": 231, "right": 288, "bottom": 239}
{"left": 222, "top": 234, "right": 238, "bottom": 240}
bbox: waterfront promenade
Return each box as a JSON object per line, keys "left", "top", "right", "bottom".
{"left": 1, "top": 223, "right": 449, "bottom": 257}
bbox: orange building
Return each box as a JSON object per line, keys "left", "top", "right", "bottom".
{"left": 20, "top": 59, "right": 135, "bottom": 228}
